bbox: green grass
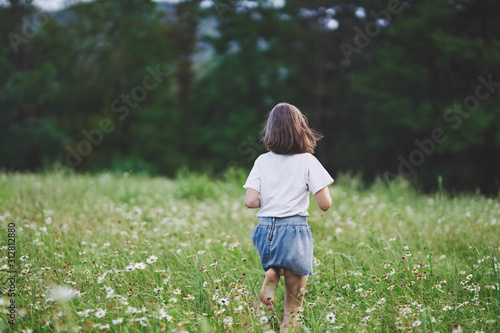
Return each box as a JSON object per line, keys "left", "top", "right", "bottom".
{"left": 0, "top": 171, "right": 499, "bottom": 332}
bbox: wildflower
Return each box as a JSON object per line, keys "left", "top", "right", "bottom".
{"left": 214, "top": 308, "right": 225, "bottom": 316}
{"left": 326, "top": 312, "right": 336, "bottom": 324}
{"left": 112, "top": 318, "right": 123, "bottom": 325}
{"left": 218, "top": 298, "right": 230, "bottom": 306}
{"left": 137, "top": 317, "right": 148, "bottom": 327}
{"left": 314, "top": 257, "right": 321, "bottom": 266}
{"left": 22, "top": 327, "right": 33, "bottom": 333}
{"left": 443, "top": 306, "right": 453, "bottom": 311}
{"left": 223, "top": 316, "right": 233, "bottom": 327}
{"left": 98, "top": 324, "right": 110, "bottom": 331}
{"left": 183, "top": 294, "right": 195, "bottom": 300}
{"left": 260, "top": 316, "right": 269, "bottom": 324}
{"left": 134, "top": 262, "right": 147, "bottom": 270}
{"left": 147, "top": 255, "right": 158, "bottom": 263}
{"left": 95, "top": 308, "right": 106, "bottom": 318}
{"left": 156, "top": 308, "right": 170, "bottom": 321}
{"left": 77, "top": 309, "right": 92, "bottom": 317}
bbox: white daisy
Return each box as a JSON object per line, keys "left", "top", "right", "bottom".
{"left": 326, "top": 312, "right": 336, "bottom": 324}
{"left": 134, "top": 262, "right": 147, "bottom": 270}
{"left": 95, "top": 308, "right": 106, "bottom": 318}
{"left": 147, "top": 255, "right": 158, "bottom": 263}
{"left": 218, "top": 298, "right": 229, "bottom": 306}
{"left": 112, "top": 318, "right": 123, "bottom": 325}
{"left": 124, "top": 265, "right": 135, "bottom": 272}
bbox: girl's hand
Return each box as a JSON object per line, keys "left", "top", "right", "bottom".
{"left": 314, "top": 187, "right": 332, "bottom": 211}
{"left": 244, "top": 188, "right": 261, "bottom": 208}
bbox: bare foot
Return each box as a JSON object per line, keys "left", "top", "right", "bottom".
{"left": 259, "top": 268, "right": 281, "bottom": 310}
{"left": 280, "top": 313, "right": 298, "bottom": 333}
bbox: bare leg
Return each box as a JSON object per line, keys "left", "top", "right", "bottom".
{"left": 259, "top": 267, "right": 283, "bottom": 310}
{"left": 281, "top": 270, "right": 307, "bottom": 333}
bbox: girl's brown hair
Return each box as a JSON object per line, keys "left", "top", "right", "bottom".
{"left": 262, "top": 103, "right": 322, "bottom": 155}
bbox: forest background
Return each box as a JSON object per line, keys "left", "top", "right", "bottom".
{"left": 1, "top": 0, "right": 500, "bottom": 195}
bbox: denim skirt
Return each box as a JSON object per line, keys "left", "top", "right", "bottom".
{"left": 250, "top": 215, "right": 313, "bottom": 276}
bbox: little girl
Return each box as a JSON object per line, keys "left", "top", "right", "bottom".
{"left": 243, "top": 103, "right": 334, "bottom": 332}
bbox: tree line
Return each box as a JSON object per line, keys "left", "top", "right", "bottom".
{"left": 1, "top": 0, "right": 499, "bottom": 194}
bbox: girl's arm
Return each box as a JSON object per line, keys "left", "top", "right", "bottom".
{"left": 314, "top": 187, "right": 332, "bottom": 211}
{"left": 244, "top": 188, "right": 261, "bottom": 208}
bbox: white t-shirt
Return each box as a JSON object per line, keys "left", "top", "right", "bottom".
{"left": 243, "top": 152, "right": 334, "bottom": 217}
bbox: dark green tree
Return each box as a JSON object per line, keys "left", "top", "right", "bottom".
{"left": 0, "top": 0, "right": 68, "bottom": 170}
{"left": 352, "top": 0, "right": 500, "bottom": 193}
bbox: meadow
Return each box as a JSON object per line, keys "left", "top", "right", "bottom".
{"left": 0, "top": 170, "right": 499, "bottom": 332}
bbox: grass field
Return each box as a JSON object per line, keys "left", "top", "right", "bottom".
{"left": 0, "top": 171, "right": 499, "bottom": 332}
